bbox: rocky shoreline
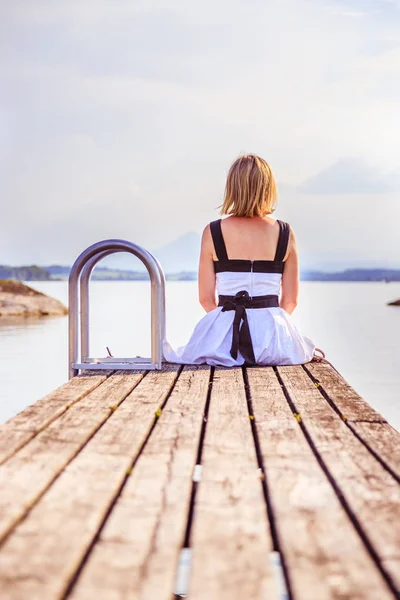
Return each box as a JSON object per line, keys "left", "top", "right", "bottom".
{"left": 0, "top": 280, "right": 68, "bottom": 317}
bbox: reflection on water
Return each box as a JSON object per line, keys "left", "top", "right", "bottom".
{"left": 0, "top": 281, "right": 399, "bottom": 430}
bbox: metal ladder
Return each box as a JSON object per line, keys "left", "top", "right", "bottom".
{"left": 68, "top": 239, "right": 166, "bottom": 378}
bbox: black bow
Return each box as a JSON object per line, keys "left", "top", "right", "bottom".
{"left": 220, "top": 290, "right": 256, "bottom": 364}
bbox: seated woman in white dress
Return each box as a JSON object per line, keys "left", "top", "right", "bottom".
{"left": 162, "top": 153, "right": 318, "bottom": 366}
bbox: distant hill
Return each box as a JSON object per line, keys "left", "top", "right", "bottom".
{"left": 0, "top": 265, "right": 52, "bottom": 281}
{"left": 3, "top": 264, "right": 400, "bottom": 282}
{"left": 44, "top": 265, "right": 198, "bottom": 281}
{"left": 45, "top": 265, "right": 148, "bottom": 280}
{"left": 44, "top": 265, "right": 70, "bottom": 277}
{"left": 301, "top": 269, "right": 400, "bottom": 282}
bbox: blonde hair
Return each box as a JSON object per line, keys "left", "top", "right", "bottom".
{"left": 220, "top": 154, "right": 278, "bottom": 217}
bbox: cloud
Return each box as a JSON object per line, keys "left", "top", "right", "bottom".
{"left": 323, "top": 0, "right": 400, "bottom": 18}
{"left": 0, "top": 0, "right": 399, "bottom": 267}
{"left": 298, "top": 157, "right": 392, "bottom": 194}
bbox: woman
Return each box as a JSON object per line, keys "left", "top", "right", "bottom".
{"left": 163, "top": 153, "right": 318, "bottom": 366}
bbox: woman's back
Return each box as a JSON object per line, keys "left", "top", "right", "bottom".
{"left": 210, "top": 216, "right": 290, "bottom": 299}
{"left": 211, "top": 216, "right": 288, "bottom": 262}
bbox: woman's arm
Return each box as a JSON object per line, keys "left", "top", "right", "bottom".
{"left": 280, "top": 226, "right": 299, "bottom": 315}
{"left": 198, "top": 224, "right": 217, "bottom": 312}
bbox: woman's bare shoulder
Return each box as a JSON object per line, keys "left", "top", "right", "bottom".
{"left": 288, "top": 223, "right": 296, "bottom": 241}
{"left": 200, "top": 223, "right": 214, "bottom": 254}
{"left": 283, "top": 224, "right": 297, "bottom": 261}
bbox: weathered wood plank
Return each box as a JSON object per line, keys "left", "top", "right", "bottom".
{"left": 306, "top": 362, "right": 400, "bottom": 480}
{"left": 305, "top": 362, "right": 384, "bottom": 422}
{"left": 70, "top": 365, "right": 210, "bottom": 600}
{"left": 278, "top": 365, "right": 400, "bottom": 592}
{"left": 0, "top": 366, "right": 180, "bottom": 600}
{"left": 189, "top": 367, "right": 278, "bottom": 600}
{"left": 248, "top": 366, "right": 392, "bottom": 600}
{"left": 0, "top": 371, "right": 144, "bottom": 543}
{"left": 347, "top": 421, "right": 400, "bottom": 481}
{"left": 0, "top": 371, "right": 111, "bottom": 465}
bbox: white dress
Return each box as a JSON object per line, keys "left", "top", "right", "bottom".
{"left": 162, "top": 219, "right": 316, "bottom": 367}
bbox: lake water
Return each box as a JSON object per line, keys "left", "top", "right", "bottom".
{"left": 1, "top": 281, "right": 399, "bottom": 430}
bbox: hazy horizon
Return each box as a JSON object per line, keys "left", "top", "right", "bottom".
{"left": 1, "top": 0, "right": 400, "bottom": 269}
{"left": 3, "top": 226, "right": 400, "bottom": 274}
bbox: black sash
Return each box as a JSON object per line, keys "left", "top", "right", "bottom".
{"left": 218, "top": 290, "right": 279, "bottom": 364}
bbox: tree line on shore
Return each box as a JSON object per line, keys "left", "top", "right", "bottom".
{"left": 1, "top": 264, "right": 400, "bottom": 282}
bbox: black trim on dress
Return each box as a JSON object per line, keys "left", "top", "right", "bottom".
{"left": 210, "top": 219, "right": 228, "bottom": 262}
{"left": 214, "top": 260, "right": 284, "bottom": 274}
{"left": 274, "top": 220, "right": 290, "bottom": 262}
{"left": 211, "top": 218, "right": 290, "bottom": 273}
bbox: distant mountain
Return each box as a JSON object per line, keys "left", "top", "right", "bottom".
{"left": 153, "top": 232, "right": 201, "bottom": 273}
{"left": 101, "top": 232, "right": 202, "bottom": 273}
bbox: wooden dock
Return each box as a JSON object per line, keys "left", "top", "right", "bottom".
{"left": 0, "top": 362, "right": 399, "bottom": 600}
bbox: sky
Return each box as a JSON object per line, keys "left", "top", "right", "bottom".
{"left": 1, "top": 0, "right": 399, "bottom": 270}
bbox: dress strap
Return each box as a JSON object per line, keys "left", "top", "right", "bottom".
{"left": 210, "top": 219, "right": 228, "bottom": 261}
{"left": 274, "top": 220, "right": 290, "bottom": 262}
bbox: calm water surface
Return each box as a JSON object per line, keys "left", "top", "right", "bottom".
{"left": 0, "top": 281, "right": 399, "bottom": 430}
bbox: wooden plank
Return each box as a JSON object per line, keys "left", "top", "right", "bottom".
{"left": 70, "top": 365, "right": 210, "bottom": 600}
{"left": 0, "top": 366, "right": 180, "bottom": 600}
{"left": 347, "top": 421, "right": 400, "bottom": 481}
{"left": 189, "top": 367, "right": 278, "bottom": 600}
{"left": 0, "top": 370, "right": 144, "bottom": 543}
{"left": 0, "top": 371, "right": 111, "bottom": 465}
{"left": 277, "top": 365, "right": 400, "bottom": 592}
{"left": 306, "top": 362, "right": 400, "bottom": 480}
{"left": 247, "top": 366, "right": 392, "bottom": 600}
{"left": 305, "top": 362, "right": 384, "bottom": 422}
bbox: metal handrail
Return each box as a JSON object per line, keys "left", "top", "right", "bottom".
{"left": 68, "top": 239, "right": 166, "bottom": 378}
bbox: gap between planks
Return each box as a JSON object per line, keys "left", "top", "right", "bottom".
{"left": 304, "top": 362, "right": 400, "bottom": 483}
{"left": 0, "top": 370, "right": 145, "bottom": 545}
{"left": 276, "top": 365, "right": 400, "bottom": 596}
{"left": 0, "top": 366, "right": 179, "bottom": 600}
{"left": 188, "top": 367, "right": 279, "bottom": 600}
{"left": 69, "top": 365, "right": 210, "bottom": 600}
{"left": 247, "top": 365, "right": 394, "bottom": 600}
